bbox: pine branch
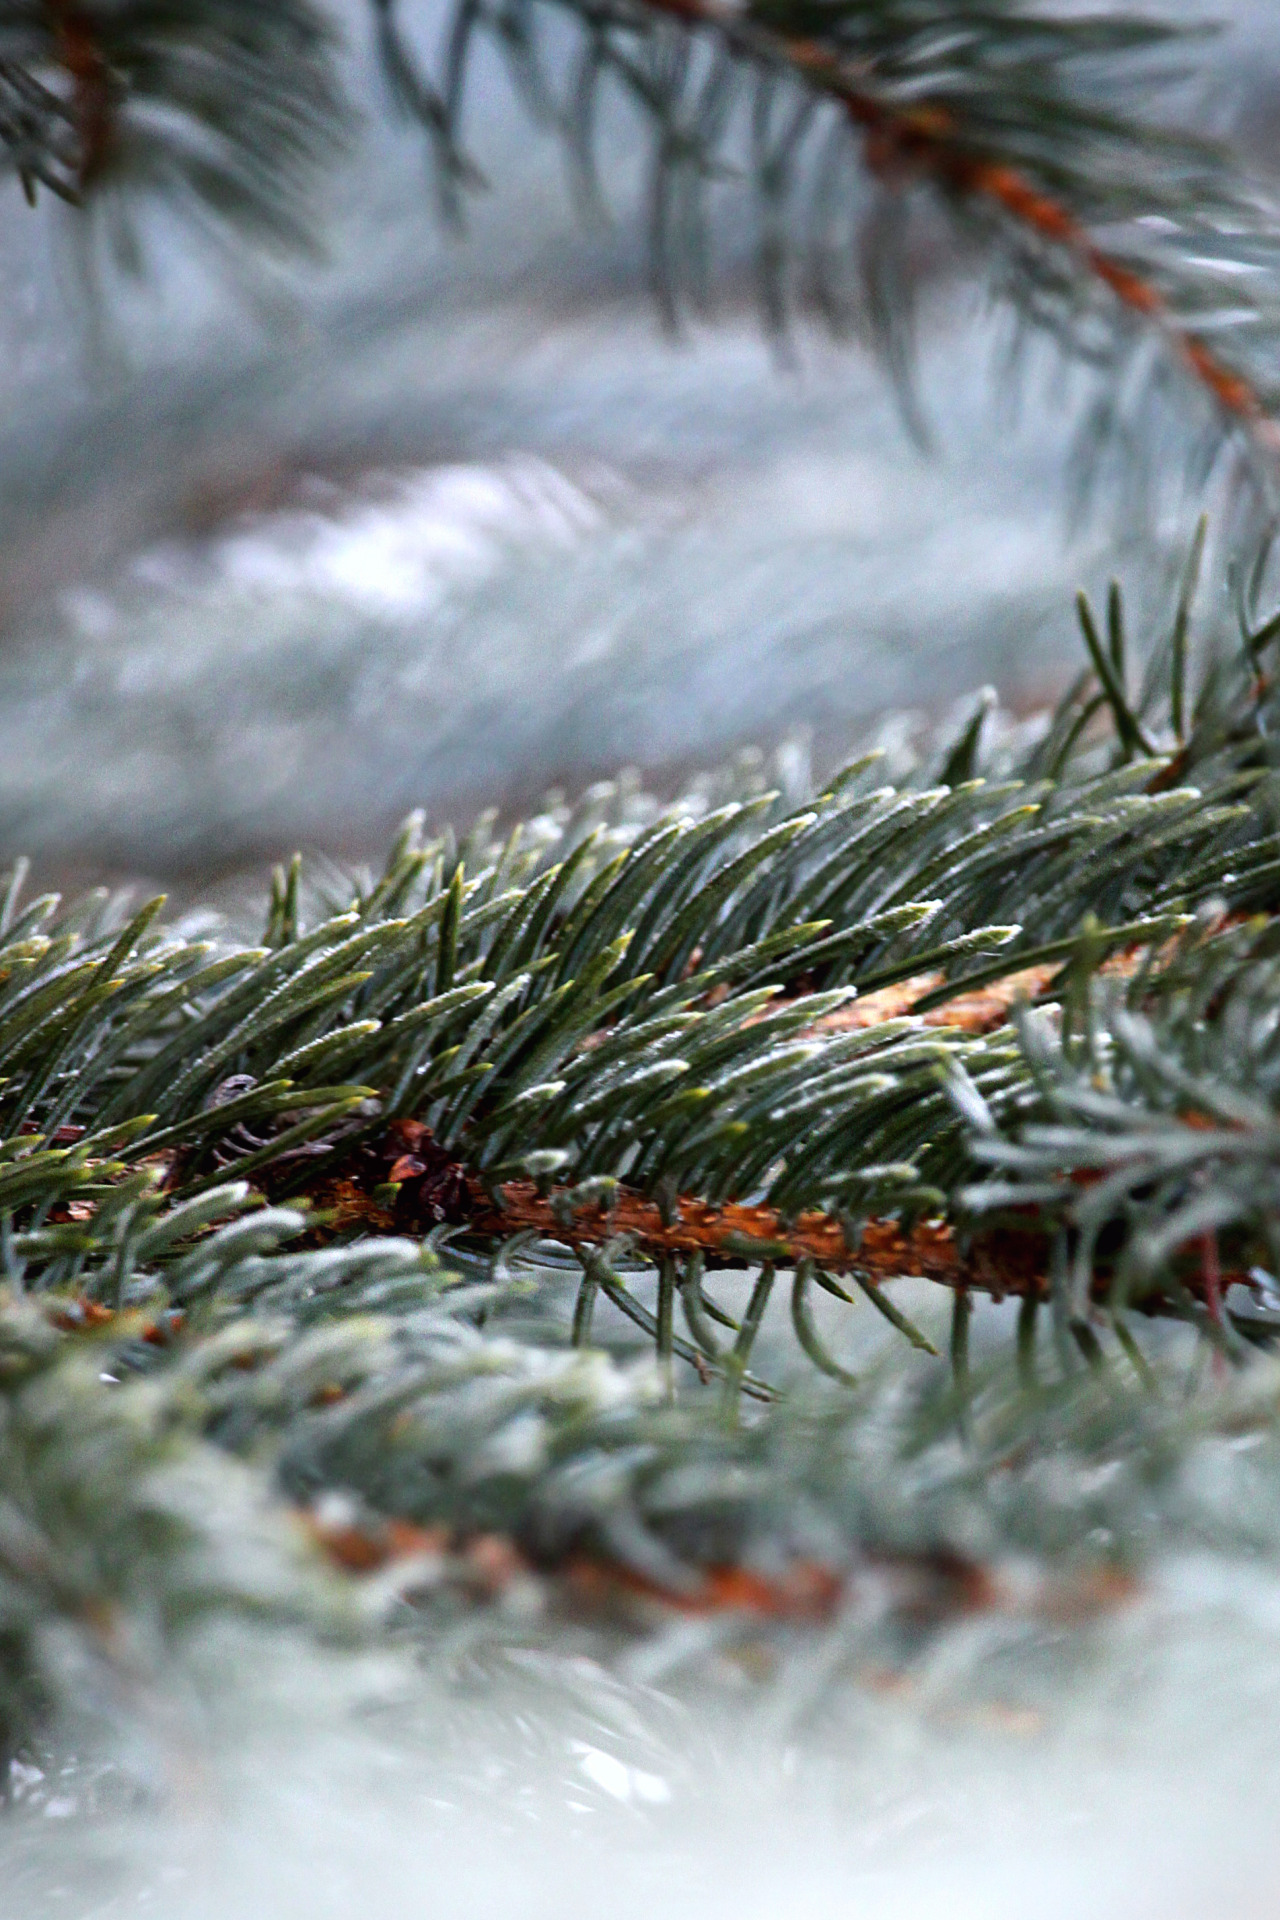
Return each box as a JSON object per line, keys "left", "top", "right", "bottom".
{"left": 0, "top": 0, "right": 347, "bottom": 245}
{"left": 1, "top": 3, "right": 1278, "bottom": 515}
{"left": 962, "top": 915, "right": 1280, "bottom": 1339}
{"left": 0, "top": 552, "right": 1267, "bottom": 1410}
{"left": 380, "top": 0, "right": 1280, "bottom": 508}
{"left": 633, "top": 0, "right": 1271, "bottom": 439}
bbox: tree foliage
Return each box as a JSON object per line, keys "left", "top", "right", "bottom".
{"left": 5, "top": 1, "right": 1280, "bottom": 527}
{"left": 1, "top": 568, "right": 1280, "bottom": 1758}
{"left": 5, "top": 0, "right": 1280, "bottom": 1773}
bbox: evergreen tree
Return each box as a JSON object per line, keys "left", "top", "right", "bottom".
{"left": 0, "top": 0, "right": 1280, "bottom": 1777}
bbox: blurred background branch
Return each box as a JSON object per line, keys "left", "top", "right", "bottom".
{"left": 7, "top": 2, "right": 1280, "bottom": 506}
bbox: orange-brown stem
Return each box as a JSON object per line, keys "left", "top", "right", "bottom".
{"left": 45, "top": 1, "right": 114, "bottom": 186}
{"left": 456, "top": 1178, "right": 1251, "bottom": 1314}
{"left": 468, "top": 1177, "right": 1043, "bottom": 1299}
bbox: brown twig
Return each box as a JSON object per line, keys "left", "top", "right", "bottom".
{"left": 458, "top": 1175, "right": 1257, "bottom": 1316}
{"left": 45, "top": 1, "right": 115, "bottom": 187}
{"left": 468, "top": 1176, "right": 1044, "bottom": 1295}
{"left": 811, "top": 963, "right": 1062, "bottom": 1036}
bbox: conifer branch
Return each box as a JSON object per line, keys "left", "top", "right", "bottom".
{"left": 0, "top": 0, "right": 347, "bottom": 244}
{"left": 630, "top": 0, "right": 1275, "bottom": 444}
{"left": 380, "top": 0, "right": 1280, "bottom": 500}
{"left": 1, "top": 3, "right": 1278, "bottom": 502}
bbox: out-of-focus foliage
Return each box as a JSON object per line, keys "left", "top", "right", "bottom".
{"left": 4, "top": 2, "right": 1280, "bottom": 527}
{"left": 379, "top": 0, "right": 1280, "bottom": 524}
{"left": 9, "top": 1189, "right": 1280, "bottom": 1772}
{"left": 0, "top": 0, "right": 345, "bottom": 247}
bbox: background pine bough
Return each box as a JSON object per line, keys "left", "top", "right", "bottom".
{"left": 9, "top": 0, "right": 1280, "bottom": 536}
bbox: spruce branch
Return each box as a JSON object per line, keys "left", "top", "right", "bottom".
{"left": 624, "top": 0, "right": 1274, "bottom": 438}
{"left": 0, "top": 550, "right": 1269, "bottom": 1398}
{"left": 382, "top": 0, "right": 1280, "bottom": 501}
{"left": 0, "top": 0, "right": 347, "bottom": 246}
{"left": 1, "top": 3, "right": 1279, "bottom": 509}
